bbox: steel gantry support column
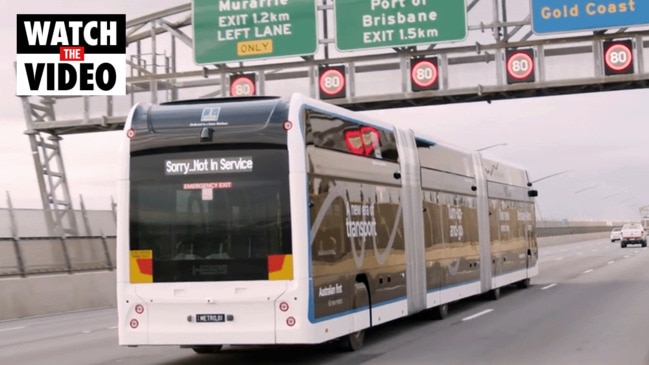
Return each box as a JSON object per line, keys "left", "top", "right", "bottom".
{"left": 20, "top": 96, "right": 78, "bottom": 236}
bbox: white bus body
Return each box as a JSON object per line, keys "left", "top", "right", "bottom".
{"left": 117, "top": 93, "right": 538, "bottom": 351}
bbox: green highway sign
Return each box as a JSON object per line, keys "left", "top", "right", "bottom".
{"left": 192, "top": 0, "right": 318, "bottom": 64}
{"left": 334, "top": 0, "right": 468, "bottom": 51}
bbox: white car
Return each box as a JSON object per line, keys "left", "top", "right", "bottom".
{"left": 610, "top": 227, "right": 622, "bottom": 242}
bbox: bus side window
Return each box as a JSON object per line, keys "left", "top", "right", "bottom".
{"left": 378, "top": 129, "right": 399, "bottom": 162}
{"left": 305, "top": 108, "right": 399, "bottom": 163}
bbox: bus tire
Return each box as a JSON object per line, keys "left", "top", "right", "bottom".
{"left": 340, "top": 330, "right": 365, "bottom": 352}
{"left": 426, "top": 303, "right": 449, "bottom": 320}
{"left": 191, "top": 345, "right": 223, "bottom": 354}
{"left": 489, "top": 287, "right": 501, "bottom": 301}
{"left": 517, "top": 278, "right": 531, "bottom": 289}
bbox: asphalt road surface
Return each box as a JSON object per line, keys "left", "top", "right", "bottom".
{"left": 2, "top": 237, "right": 648, "bottom": 365}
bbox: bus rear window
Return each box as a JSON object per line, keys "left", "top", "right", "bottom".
{"left": 129, "top": 148, "right": 292, "bottom": 282}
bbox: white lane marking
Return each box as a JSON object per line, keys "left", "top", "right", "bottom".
{"left": 624, "top": 255, "right": 630, "bottom": 258}
{"left": 608, "top": 260, "right": 615, "bottom": 265}
{"left": 577, "top": 252, "right": 583, "bottom": 256}
{"left": 81, "top": 330, "right": 91, "bottom": 333}
{"left": 108, "top": 326, "right": 118, "bottom": 329}
{"left": 541, "top": 283, "right": 557, "bottom": 290}
{"left": 634, "top": 250, "right": 639, "bottom": 254}
{"left": 593, "top": 249, "right": 599, "bottom": 252}
{"left": 462, "top": 309, "right": 494, "bottom": 322}
{"left": 583, "top": 269, "right": 594, "bottom": 274}
{"left": 0, "top": 326, "right": 25, "bottom": 332}
{"left": 556, "top": 257, "right": 564, "bottom": 261}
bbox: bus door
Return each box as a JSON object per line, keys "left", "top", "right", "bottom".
{"left": 525, "top": 205, "right": 538, "bottom": 274}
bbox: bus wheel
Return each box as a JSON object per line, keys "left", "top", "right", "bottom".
{"left": 489, "top": 287, "right": 501, "bottom": 301}
{"left": 191, "top": 345, "right": 223, "bottom": 354}
{"left": 340, "top": 330, "right": 365, "bottom": 351}
{"left": 437, "top": 303, "right": 449, "bottom": 319}
{"left": 517, "top": 278, "right": 531, "bottom": 289}
{"left": 426, "top": 303, "right": 448, "bottom": 320}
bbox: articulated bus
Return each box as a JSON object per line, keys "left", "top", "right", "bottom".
{"left": 117, "top": 93, "right": 539, "bottom": 352}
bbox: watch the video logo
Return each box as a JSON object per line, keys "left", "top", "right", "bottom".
{"left": 16, "top": 14, "right": 126, "bottom": 96}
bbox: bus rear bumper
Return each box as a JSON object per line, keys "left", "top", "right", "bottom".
{"left": 118, "top": 282, "right": 316, "bottom": 346}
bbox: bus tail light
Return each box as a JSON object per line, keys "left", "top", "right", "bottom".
{"left": 283, "top": 121, "right": 292, "bottom": 131}
{"left": 279, "top": 302, "right": 289, "bottom": 312}
{"left": 134, "top": 304, "right": 144, "bottom": 314}
{"left": 286, "top": 317, "right": 296, "bottom": 327}
{"left": 267, "top": 254, "right": 293, "bottom": 280}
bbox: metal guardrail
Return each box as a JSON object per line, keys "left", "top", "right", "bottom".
{"left": 0, "top": 235, "right": 115, "bottom": 278}
{"left": 536, "top": 226, "right": 611, "bottom": 238}
{"left": 1, "top": 195, "right": 117, "bottom": 277}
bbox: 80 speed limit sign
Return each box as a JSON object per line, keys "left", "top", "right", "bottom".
{"left": 229, "top": 74, "right": 256, "bottom": 96}
{"left": 603, "top": 40, "right": 634, "bottom": 75}
{"left": 505, "top": 48, "right": 535, "bottom": 84}
{"left": 318, "top": 65, "right": 346, "bottom": 100}
{"left": 410, "top": 57, "right": 439, "bottom": 92}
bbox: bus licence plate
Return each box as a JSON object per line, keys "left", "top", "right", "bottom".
{"left": 196, "top": 314, "right": 225, "bottom": 323}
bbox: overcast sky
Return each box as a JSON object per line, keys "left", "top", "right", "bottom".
{"left": 2, "top": 0, "right": 648, "bottom": 222}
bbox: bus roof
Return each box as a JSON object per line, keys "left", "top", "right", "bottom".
{"left": 127, "top": 96, "right": 290, "bottom": 152}
{"left": 143, "top": 96, "right": 288, "bottom": 131}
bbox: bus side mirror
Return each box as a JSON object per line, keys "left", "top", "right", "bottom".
{"left": 528, "top": 190, "right": 538, "bottom": 197}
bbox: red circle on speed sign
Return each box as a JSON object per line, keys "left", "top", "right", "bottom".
{"left": 319, "top": 69, "right": 345, "bottom": 96}
{"left": 230, "top": 76, "right": 255, "bottom": 96}
{"left": 411, "top": 60, "right": 438, "bottom": 88}
{"left": 605, "top": 43, "right": 633, "bottom": 71}
{"left": 507, "top": 52, "right": 534, "bottom": 80}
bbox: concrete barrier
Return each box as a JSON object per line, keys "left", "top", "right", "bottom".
{"left": 0, "top": 232, "right": 610, "bottom": 321}
{"left": 537, "top": 232, "right": 608, "bottom": 247}
{"left": 0, "top": 271, "right": 116, "bottom": 321}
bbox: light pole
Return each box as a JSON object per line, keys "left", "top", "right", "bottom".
{"left": 528, "top": 169, "right": 575, "bottom": 187}
{"left": 602, "top": 191, "right": 627, "bottom": 200}
{"left": 527, "top": 169, "right": 575, "bottom": 223}
{"left": 615, "top": 197, "right": 636, "bottom": 221}
{"left": 626, "top": 202, "right": 643, "bottom": 218}
{"left": 476, "top": 143, "right": 508, "bottom": 152}
{"left": 601, "top": 191, "right": 629, "bottom": 221}
{"left": 574, "top": 184, "right": 601, "bottom": 221}
{"left": 575, "top": 184, "right": 601, "bottom": 194}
